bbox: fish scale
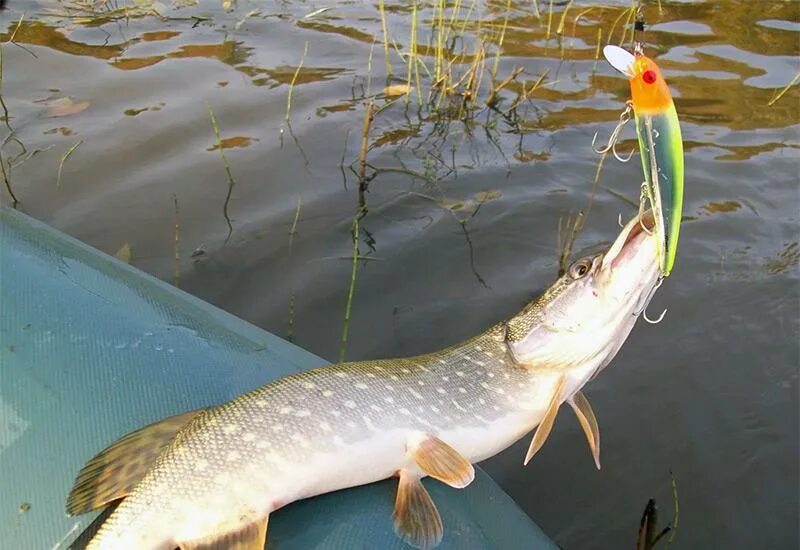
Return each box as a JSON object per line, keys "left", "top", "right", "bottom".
{"left": 71, "top": 211, "right": 663, "bottom": 550}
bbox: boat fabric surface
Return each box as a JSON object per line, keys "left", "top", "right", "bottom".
{"left": 0, "top": 205, "right": 557, "bottom": 549}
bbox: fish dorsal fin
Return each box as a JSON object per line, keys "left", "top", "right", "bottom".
{"left": 568, "top": 391, "right": 601, "bottom": 470}
{"left": 409, "top": 434, "right": 475, "bottom": 489}
{"left": 179, "top": 516, "right": 268, "bottom": 550}
{"left": 66, "top": 408, "right": 204, "bottom": 515}
{"left": 524, "top": 376, "right": 566, "bottom": 465}
{"left": 393, "top": 469, "right": 443, "bottom": 550}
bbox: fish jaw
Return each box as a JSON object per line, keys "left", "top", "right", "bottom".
{"left": 508, "top": 211, "right": 661, "bottom": 389}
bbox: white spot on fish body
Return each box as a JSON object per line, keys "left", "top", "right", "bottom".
{"left": 322, "top": 390, "right": 334, "bottom": 397}
{"left": 291, "top": 433, "right": 310, "bottom": 447}
{"left": 371, "top": 404, "right": 382, "bottom": 412}
{"left": 243, "top": 432, "right": 256, "bottom": 442}
{"left": 279, "top": 406, "right": 293, "bottom": 415}
{"left": 399, "top": 408, "right": 411, "bottom": 416}
{"left": 331, "top": 410, "right": 342, "bottom": 418}
{"left": 385, "top": 384, "right": 395, "bottom": 391}
{"left": 390, "top": 375, "right": 399, "bottom": 381}
{"left": 456, "top": 371, "right": 464, "bottom": 377}
{"left": 366, "top": 373, "right": 376, "bottom": 378}
{"left": 459, "top": 387, "right": 467, "bottom": 394}
{"left": 222, "top": 424, "right": 241, "bottom": 435}
{"left": 384, "top": 396, "right": 395, "bottom": 404}
{"left": 442, "top": 376, "right": 449, "bottom": 382}
{"left": 493, "top": 405, "right": 501, "bottom": 411}
{"left": 476, "top": 361, "right": 486, "bottom": 367}
{"left": 214, "top": 472, "right": 232, "bottom": 485}
{"left": 320, "top": 421, "right": 332, "bottom": 432}
{"left": 431, "top": 406, "right": 440, "bottom": 413}
{"left": 363, "top": 416, "right": 377, "bottom": 430}
{"left": 437, "top": 388, "right": 447, "bottom": 395}
{"left": 401, "top": 368, "right": 410, "bottom": 374}
{"left": 452, "top": 400, "right": 467, "bottom": 413}
{"left": 487, "top": 372, "right": 494, "bottom": 378}
{"left": 417, "top": 380, "right": 425, "bottom": 386}
{"left": 355, "top": 383, "right": 368, "bottom": 390}
{"left": 195, "top": 459, "right": 209, "bottom": 471}
{"left": 226, "top": 451, "right": 241, "bottom": 461}
{"left": 335, "top": 372, "right": 347, "bottom": 378}
{"left": 408, "top": 388, "right": 423, "bottom": 399}
{"left": 295, "top": 409, "right": 311, "bottom": 418}
{"left": 302, "top": 382, "right": 316, "bottom": 389}
{"left": 438, "top": 359, "right": 447, "bottom": 364}
{"left": 476, "top": 346, "right": 483, "bottom": 351}
{"left": 479, "top": 398, "right": 486, "bottom": 405}
{"left": 344, "top": 400, "right": 357, "bottom": 409}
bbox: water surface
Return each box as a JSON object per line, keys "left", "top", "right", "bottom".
{"left": 2, "top": 0, "right": 798, "bottom": 547}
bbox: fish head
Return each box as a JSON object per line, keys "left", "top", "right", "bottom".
{"left": 505, "top": 211, "right": 661, "bottom": 369}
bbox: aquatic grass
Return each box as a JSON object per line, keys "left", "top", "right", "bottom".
{"left": 285, "top": 41, "right": 309, "bottom": 124}
{"left": 287, "top": 196, "right": 302, "bottom": 342}
{"left": 56, "top": 139, "right": 83, "bottom": 188}
{"left": 206, "top": 103, "right": 236, "bottom": 241}
{"left": 378, "top": 0, "right": 393, "bottom": 79}
{"left": 172, "top": 194, "right": 181, "bottom": 288}
{"left": 0, "top": 14, "right": 26, "bottom": 206}
{"left": 767, "top": 70, "right": 800, "bottom": 106}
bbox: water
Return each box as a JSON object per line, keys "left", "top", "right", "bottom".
{"left": 1, "top": 0, "right": 798, "bottom": 547}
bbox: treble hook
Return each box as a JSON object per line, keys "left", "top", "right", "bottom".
{"left": 639, "top": 277, "right": 667, "bottom": 324}
{"left": 637, "top": 182, "right": 654, "bottom": 235}
{"left": 592, "top": 102, "right": 635, "bottom": 162}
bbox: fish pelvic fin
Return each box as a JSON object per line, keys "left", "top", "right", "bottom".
{"left": 408, "top": 433, "right": 475, "bottom": 489}
{"left": 524, "top": 376, "right": 566, "bottom": 466}
{"left": 393, "top": 469, "right": 443, "bottom": 549}
{"left": 568, "top": 391, "right": 601, "bottom": 470}
{"left": 66, "top": 408, "right": 204, "bottom": 516}
{"left": 178, "top": 515, "right": 268, "bottom": 550}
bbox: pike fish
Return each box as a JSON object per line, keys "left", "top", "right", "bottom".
{"left": 67, "top": 210, "right": 663, "bottom": 550}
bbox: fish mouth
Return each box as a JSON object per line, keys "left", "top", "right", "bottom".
{"left": 601, "top": 210, "right": 658, "bottom": 272}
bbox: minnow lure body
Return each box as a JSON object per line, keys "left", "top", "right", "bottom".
{"left": 67, "top": 210, "right": 663, "bottom": 550}
{"left": 604, "top": 45, "right": 684, "bottom": 275}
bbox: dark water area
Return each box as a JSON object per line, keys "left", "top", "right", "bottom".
{"left": 2, "top": 0, "right": 798, "bottom": 547}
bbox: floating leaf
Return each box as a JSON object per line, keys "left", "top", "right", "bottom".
{"left": 701, "top": 201, "right": 741, "bottom": 214}
{"left": 474, "top": 190, "right": 502, "bottom": 203}
{"left": 383, "top": 84, "right": 412, "bottom": 97}
{"left": 437, "top": 199, "right": 470, "bottom": 211}
{"left": 207, "top": 136, "right": 258, "bottom": 151}
{"left": 115, "top": 243, "right": 132, "bottom": 263}
{"left": 47, "top": 97, "right": 90, "bottom": 118}
{"left": 43, "top": 127, "right": 75, "bottom": 136}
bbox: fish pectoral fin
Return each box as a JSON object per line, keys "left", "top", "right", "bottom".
{"left": 393, "top": 469, "right": 443, "bottom": 550}
{"left": 524, "top": 376, "right": 566, "bottom": 466}
{"left": 409, "top": 434, "right": 475, "bottom": 489}
{"left": 179, "top": 515, "right": 268, "bottom": 550}
{"left": 568, "top": 391, "right": 601, "bottom": 470}
{"left": 66, "top": 408, "right": 205, "bottom": 516}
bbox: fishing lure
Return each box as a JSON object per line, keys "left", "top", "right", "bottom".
{"left": 603, "top": 45, "right": 684, "bottom": 276}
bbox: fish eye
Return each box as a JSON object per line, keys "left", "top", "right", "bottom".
{"left": 642, "top": 69, "right": 657, "bottom": 84}
{"left": 568, "top": 257, "right": 593, "bottom": 279}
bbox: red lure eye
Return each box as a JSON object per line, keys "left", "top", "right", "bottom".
{"left": 642, "top": 70, "right": 657, "bottom": 84}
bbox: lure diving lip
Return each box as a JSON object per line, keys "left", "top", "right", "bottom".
{"left": 603, "top": 44, "right": 684, "bottom": 276}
